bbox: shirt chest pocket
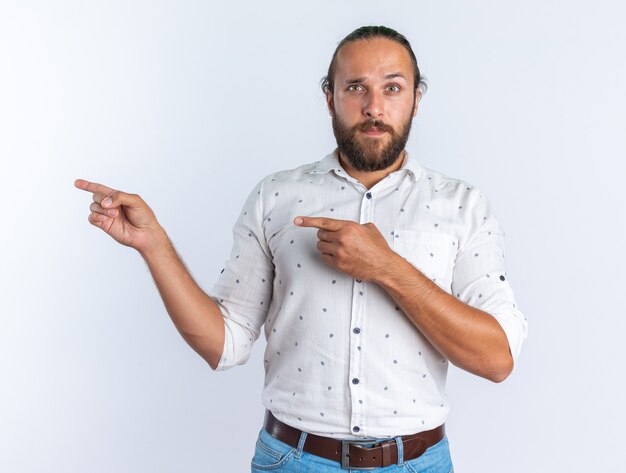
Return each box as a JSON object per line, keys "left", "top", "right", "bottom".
{"left": 392, "top": 230, "right": 458, "bottom": 293}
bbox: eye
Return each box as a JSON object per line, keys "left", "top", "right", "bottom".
{"left": 347, "top": 84, "right": 365, "bottom": 92}
{"left": 386, "top": 84, "right": 401, "bottom": 93}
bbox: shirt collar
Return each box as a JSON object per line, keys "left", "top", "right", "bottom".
{"left": 308, "top": 150, "right": 341, "bottom": 174}
{"left": 309, "top": 149, "right": 423, "bottom": 182}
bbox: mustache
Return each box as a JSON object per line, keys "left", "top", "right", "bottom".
{"left": 355, "top": 119, "right": 395, "bottom": 134}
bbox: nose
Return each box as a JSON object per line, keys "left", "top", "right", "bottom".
{"left": 363, "top": 90, "right": 384, "bottom": 119}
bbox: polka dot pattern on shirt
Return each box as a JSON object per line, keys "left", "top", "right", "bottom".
{"left": 209, "top": 150, "right": 528, "bottom": 438}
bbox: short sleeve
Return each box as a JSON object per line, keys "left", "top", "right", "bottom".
{"left": 207, "top": 177, "right": 275, "bottom": 370}
{"left": 451, "top": 189, "right": 528, "bottom": 366}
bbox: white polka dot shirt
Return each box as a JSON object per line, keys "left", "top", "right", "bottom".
{"left": 209, "top": 149, "right": 528, "bottom": 439}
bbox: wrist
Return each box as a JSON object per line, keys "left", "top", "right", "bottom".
{"left": 137, "top": 226, "right": 171, "bottom": 260}
{"left": 372, "top": 250, "right": 410, "bottom": 287}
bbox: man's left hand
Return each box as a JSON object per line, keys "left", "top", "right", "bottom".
{"left": 294, "top": 216, "right": 396, "bottom": 282}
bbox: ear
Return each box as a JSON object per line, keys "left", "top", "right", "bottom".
{"left": 325, "top": 89, "right": 334, "bottom": 117}
{"left": 412, "top": 88, "right": 420, "bottom": 117}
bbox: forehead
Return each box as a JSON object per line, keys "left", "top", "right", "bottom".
{"left": 334, "top": 37, "right": 414, "bottom": 81}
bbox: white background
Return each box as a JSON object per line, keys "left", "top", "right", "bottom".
{"left": 1, "top": 1, "right": 625, "bottom": 471}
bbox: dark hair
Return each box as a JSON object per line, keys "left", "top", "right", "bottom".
{"left": 321, "top": 25, "right": 427, "bottom": 100}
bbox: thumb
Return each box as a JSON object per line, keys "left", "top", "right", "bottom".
{"left": 100, "top": 190, "right": 142, "bottom": 209}
{"left": 100, "top": 189, "right": 159, "bottom": 230}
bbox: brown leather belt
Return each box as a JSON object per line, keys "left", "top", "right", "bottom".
{"left": 263, "top": 410, "right": 445, "bottom": 470}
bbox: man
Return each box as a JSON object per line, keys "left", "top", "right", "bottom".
{"left": 75, "top": 26, "right": 527, "bottom": 472}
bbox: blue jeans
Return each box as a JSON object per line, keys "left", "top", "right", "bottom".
{"left": 251, "top": 427, "right": 454, "bottom": 472}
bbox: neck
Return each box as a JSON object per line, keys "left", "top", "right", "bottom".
{"left": 337, "top": 150, "right": 406, "bottom": 190}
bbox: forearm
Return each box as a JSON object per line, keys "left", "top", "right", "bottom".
{"left": 138, "top": 229, "right": 225, "bottom": 370}
{"left": 376, "top": 252, "right": 513, "bottom": 382}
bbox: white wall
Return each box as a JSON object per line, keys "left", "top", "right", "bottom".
{"left": 1, "top": 1, "right": 624, "bottom": 471}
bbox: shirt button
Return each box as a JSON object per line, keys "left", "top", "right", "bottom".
{"left": 353, "top": 327, "right": 361, "bottom": 334}
{"left": 366, "top": 192, "right": 372, "bottom": 199}
{"left": 353, "top": 426, "right": 360, "bottom": 433}
{"left": 352, "top": 378, "right": 360, "bottom": 384}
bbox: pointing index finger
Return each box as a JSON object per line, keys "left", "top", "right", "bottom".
{"left": 294, "top": 216, "right": 346, "bottom": 231}
{"left": 74, "top": 179, "right": 115, "bottom": 196}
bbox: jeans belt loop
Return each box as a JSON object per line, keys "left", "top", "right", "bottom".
{"left": 295, "top": 430, "right": 308, "bottom": 459}
{"left": 394, "top": 435, "right": 404, "bottom": 466}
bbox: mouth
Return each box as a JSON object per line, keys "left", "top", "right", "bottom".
{"left": 357, "top": 120, "right": 393, "bottom": 137}
{"left": 360, "top": 126, "right": 386, "bottom": 136}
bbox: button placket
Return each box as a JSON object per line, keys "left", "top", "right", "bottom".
{"left": 348, "top": 190, "right": 374, "bottom": 434}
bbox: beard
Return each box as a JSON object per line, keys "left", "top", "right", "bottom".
{"left": 331, "top": 110, "right": 414, "bottom": 172}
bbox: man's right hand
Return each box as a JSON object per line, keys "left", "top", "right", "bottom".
{"left": 74, "top": 178, "right": 226, "bottom": 369}
{"left": 74, "top": 178, "right": 165, "bottom": 253}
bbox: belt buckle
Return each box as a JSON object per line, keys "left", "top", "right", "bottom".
{"left": 341, "top": 439, "right": 377, "bottom": 470}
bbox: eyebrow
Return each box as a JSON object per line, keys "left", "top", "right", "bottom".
{"left": 384, "top": 73, "right": 407, "bottom": 80}
{"left": 344, "top": 73, "right": 408, "bottom": 84}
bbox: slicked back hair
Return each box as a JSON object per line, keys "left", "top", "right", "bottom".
{"left": 321, "top": 25, "right": 427, "bottom": 100}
